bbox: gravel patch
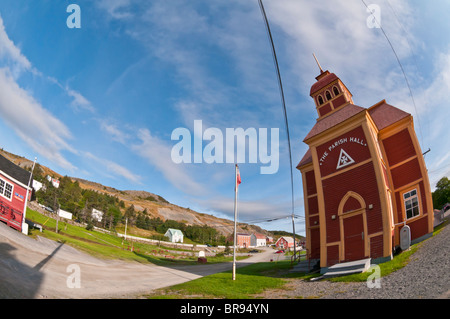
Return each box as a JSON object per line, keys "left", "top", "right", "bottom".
{"left": 262, "top": 222, "right": 450, "bottom": 299}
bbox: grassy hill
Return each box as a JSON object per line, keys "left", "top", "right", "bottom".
{"left": 0, "top": 148, "right": 272, "bottom": 240}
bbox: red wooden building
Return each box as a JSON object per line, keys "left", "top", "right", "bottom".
{"left": 275, "top": 236, "right": 295, "bottom": 250}
{"left": 0, "top": 154, "right": 33, "bottom": 232}
{"left": 297, "top": 68, "right": 433, "bottom": 271}
{"left": 236, "top": 233, "right": 251, "bottom": 248}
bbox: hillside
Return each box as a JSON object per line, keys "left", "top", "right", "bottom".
{"left": 0, "top": 149, "right": 270, "bottom": 237}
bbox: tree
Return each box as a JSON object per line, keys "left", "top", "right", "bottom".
{"left": 432, "top": 177, "right": 450, "bottom": 210}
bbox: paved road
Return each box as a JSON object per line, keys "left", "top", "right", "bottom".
{"left": 0, "top": 223, "right": 276, "bottom": 299}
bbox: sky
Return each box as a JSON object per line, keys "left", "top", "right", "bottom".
{"left": 0, "top": 0, "right": 449, "bottom": 235}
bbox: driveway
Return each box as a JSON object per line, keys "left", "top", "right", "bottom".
{"left": 0, "top": 223, "right": 275, "bottom": 299}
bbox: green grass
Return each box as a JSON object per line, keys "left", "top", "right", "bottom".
{"left": 147, "top": 261, "right": 294, "bottom": 299}
{"left": 26, "top": 208, "right": 245, "bottom": 266}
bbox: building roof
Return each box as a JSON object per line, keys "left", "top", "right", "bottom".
{"left": 310, "top": 71, "right": 339, "bottom": 96}
{"left": 303, "top": 103, "right": 366, "bottom": 142}
{"left": 298, "top": 101, "right": 412, "bottom": 169}
{"left": 237, "top": 233, "right": 251, "bottom": 237}
{"left": 277, "top": 236, "right": 294, "bottom": 243}
{"left": 297, "top": 148, "right": 312, "bottom": 168}
{"left": 252, "top": 233, "right": 266, "bottom": 239}
{"left": 368, "top": 100, "right": 410, "bottom": 131}
{"left": 165, "top": 228, "right": 183, "bottom": 236}
{"left": 0, "top": 153, "right": 32, "bottom": 187}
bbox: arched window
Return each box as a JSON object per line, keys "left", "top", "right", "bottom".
{"left": 317, "top": 95, "right": 324, "bottom": 105}
{"left": 333, "top": 86, "right": 340, "bottom": 96}
{"left": 325, "top": 90, "right": 332, "bottom": 101}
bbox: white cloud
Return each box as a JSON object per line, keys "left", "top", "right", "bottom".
{"left": 83, "top": 152, "right": 142, "bottom": 185}
{"left": 100, "top": 121, "right": 130, "bottom": 144}
{"left": 0, "top": 14, "right": 32, "bottom": 74}
{"left": 132, "top": 128, "right": 206, "bottom": 195}
{"left": 96, "top": 0, "right": 133, "bottom": 20}
{"left": 0, "top": 68, "right": 75, "bottom": 170}
{"left": 66, "top": 87, "right": 95, "bottom": 113}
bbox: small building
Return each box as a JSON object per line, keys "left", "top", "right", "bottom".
{"left": 164, "top": 228, "right": 184, "bottom": 243}
{"left": 0, "top": 154, "right": 33, "bottom": 232}
{"left": 46, "top": 175, "right": 60, "bottom": 188}
{"left": 297, "top": 67, "right": 434, "bottom": 270}
{"left": 91, "top": 208, "right": 103, "bottom": 222}
{"left": 266, "top": 236, "right": 274, "bottom": 244}
{"left": 250, "top": 233, "right": 267, "bottom": 247}
{"left": 236, "top": 233, "right": 251, "bottom": 248}
{"left": 275, "top": 236, "right": 295, "bottom": 250}
{"left": 32, "top": 179, "right": 43, "bottom": 192}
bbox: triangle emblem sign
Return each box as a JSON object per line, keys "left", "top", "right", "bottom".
{"left": 336, "top": 149, "right": 355, "bottom": 170}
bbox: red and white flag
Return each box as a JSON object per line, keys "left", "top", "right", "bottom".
{"left": 236, "top": 164, "right": 241, "bottom": 189}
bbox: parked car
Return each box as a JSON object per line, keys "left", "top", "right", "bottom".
{"left": 249, "top": 249, "right": 259, "bottom": 253}
{"left": 275, "top": 249, "right": 285, "bottom": 254}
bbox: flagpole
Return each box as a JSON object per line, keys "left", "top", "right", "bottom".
{"left": 232, "top": 164, "right": 238, "bottom": 281}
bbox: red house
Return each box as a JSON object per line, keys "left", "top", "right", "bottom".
{"left": 236, "top": 233, "right": 251, "bottom": 248}
{"left": 0, "top": 154, "right": 33, "bottom": 233}
{"left": 275, "top": 236, "right": 294, "bottom": 250}
{"left": 297, "top": 68, "right": 434, "bottom": 271}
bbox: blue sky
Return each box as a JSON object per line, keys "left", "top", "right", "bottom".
{"left": 0, "top": 0, "right": 449, "bottom": 235}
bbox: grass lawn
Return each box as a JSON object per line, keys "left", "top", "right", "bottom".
{"left": 25, "top": 208, "right": 244, "bottom": 266}
{"left": 146, "top": 261, "right": 295, "bottom": 299}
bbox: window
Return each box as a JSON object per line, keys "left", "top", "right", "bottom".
{"left": 0, "top": 178, "right": 13, "bottom": 200}
{"left": 325, "top": 90, "right": 332, "bottom": 101}
{"left": 403, "top": 189, "right": 420, "bottom": 219}
{"left": 317, "top": 95, "right": 324, "bottom": 105}
{"left": 333, "top": 86, "right": 340, "bottom": 96}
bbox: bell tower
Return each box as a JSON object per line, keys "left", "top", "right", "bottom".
{"left": 310, "top": 55, "right": 354, "bottom": 119}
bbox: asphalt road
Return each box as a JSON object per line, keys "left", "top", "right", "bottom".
{"left": 0, "top": 222, "right": 277, "bottom": 299}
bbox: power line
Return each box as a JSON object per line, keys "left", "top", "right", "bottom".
{"left": 362, "top": 0, "right": 425, "bottom": 149}
{"left": 258, "top": 0, "right": 297, "bottom": 253}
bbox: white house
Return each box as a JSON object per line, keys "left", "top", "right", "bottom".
{"left": 92, "top": 208, "right": 104, "bottom": 222}
{"left": 46, "top": 175, "right": 60, "bottom": 188}
{"left": 32, "top": 179, "right": 43, "bottom": 192}
{"left": 250, "top": 233, "right": 267, "bottom": 247}
{"left": 164, "top": 228, "right": 184, "bottom": 243}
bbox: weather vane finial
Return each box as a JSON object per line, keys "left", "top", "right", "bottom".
{"left": 313, "top": 53, "right": 324, "bottom": 74}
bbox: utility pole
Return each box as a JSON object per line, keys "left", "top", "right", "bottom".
{"left": 54, "top": 191, "right": 59, "bottom": 233}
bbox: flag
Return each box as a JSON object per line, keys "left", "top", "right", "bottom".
{"left": 236, "top": 164, "right": 241, "bottom": 188}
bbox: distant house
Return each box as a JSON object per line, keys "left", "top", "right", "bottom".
{"left": 0, "top": 153, "right": 33, "bottom": 233}
{"left": 266, "top": 236, "right": 274, "bottom": 244}
{"left": 91, "top": 208, "right": 104, "bottom": 222}
{"left": 250, "top": 233, "right": 266, "bottom": 247}
{"left": 32, "top": 179, "right": 43, "bottom": 192}
{"left": 164, "top": 228, "right": 184, "bottom": 243}
{"left": 236, "top": 233, "right": 251, "bottom": 248}
{"left": 46, "top": 175, "right": 60, "bottom": 188}
{"left": 275, "top": 236, "right": 294, "bottom": 250}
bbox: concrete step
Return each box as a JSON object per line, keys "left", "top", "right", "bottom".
{"left": 322, "top": 258, "right": 371, "bottom": 278}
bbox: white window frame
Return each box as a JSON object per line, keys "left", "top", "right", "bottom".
{"left": 403, "top": 188, "right": 420, "bottom": 220}
{"left": 0, "top": 177, "right": 14, "bottom": 201}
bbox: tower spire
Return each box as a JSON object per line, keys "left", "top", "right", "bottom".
{"left": 313, "top": 53, "right": 324, "bottom": 74}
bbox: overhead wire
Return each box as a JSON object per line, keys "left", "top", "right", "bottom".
{"left": 385, "top": 0, "right": 431, "bottom": 156}
{"left": 362, "top": 0, "right": 425, "bottom": 150}
{"left": 257, "top": 0, "right": 298, "bottom": 239}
